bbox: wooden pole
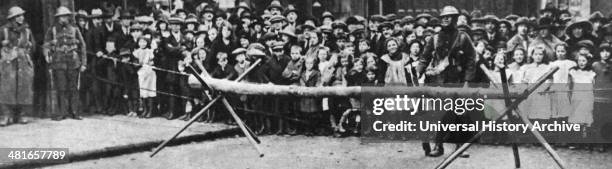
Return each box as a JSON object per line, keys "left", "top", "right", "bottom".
{"left": 478, "top": 64, "right": 521, "bottom": 168}
{"left": 198, "top": 77, "right": 522, "bottom": 98}
{"left": 498, "top": 65, "right": 521, "bottom": 169}
{"left": 150, "top": 59, "right": 263, "bottom": 157}
{"left": 435, "top": 66, "right": 564, "bottom": 169}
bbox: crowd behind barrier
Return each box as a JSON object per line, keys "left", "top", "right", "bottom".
{"left": 1, "top": 1, "right": 611, "bottom": 152}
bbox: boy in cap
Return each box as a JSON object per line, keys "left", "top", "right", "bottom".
{"left": 116, "top": 48, "right": 140, "bottom": 117}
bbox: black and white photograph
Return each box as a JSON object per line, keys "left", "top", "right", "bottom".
{"left": 1, "top": 0, "right": 612, "bottom": 168}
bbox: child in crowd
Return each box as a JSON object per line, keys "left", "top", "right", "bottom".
{"left": 508, "top": 47, "right": 527, "bottom": 83}
{"left": 549, "top": 44, "right": 575, "bottom": 120}
{"left": 338, "top": 57, "right": 366, "bottom": 135}
{"left": 210, "top": 52, "right": 237, "bottom": 123}
{"left": 281, "top": 45, "right": 304, "bottom": 135}
{"left": 568, "top": 54, "right": 596, "bottom": 149}
{"left": 592, "top": 43, "right": 612, "bottom": 152}
{"left": 522, "top": 46, "right": 553, "bottom": 120}
{"left": 102, "top": 39, "right": 120, "bottom": 115}
{"left": 133, "top": 37, "right": 157, "bottom": 118}
{"left": 116, "top": 48, "right": 140, "bottom": 117}
{"left": 298, "top": 56, "right": 322, "bottom": 135}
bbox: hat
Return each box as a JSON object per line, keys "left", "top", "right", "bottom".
{"left": 331, "top": 21, "right": 348, "bottom": 31}
{"left": 202, "top": 7, "right": 215, "bottom": 14}
{"left": 232, "top": 48, "right": 247, "bottom": 55}
{"left": 499, "top": 19, "right": 512, "bottom": 29}
{"left": 599, "top": 43, "right": 612, "bottom": 51}
{"left": 90, "top": 8, "right": 103, "bottom": 18}
{"left": 577, "top": 40, "right": 595, "bottom": 50}
{"left": 504, "top": 14, "right": 519, "bottom": 21}
{"left": 385, "top": 14, "right": 398, "bottom": 21}
{"left": 279, "top": 26, "right": 296, "bottom": 38}
{"left": 269, "top": 15, "right": 286, "bottom": 23}
{"left": 102, "top": 10, "right": 114, "bottom": 19}
{"left": 378, "top": 22, "right": 393, "bottom": 31}
{"left": 261, "top": 32, "right": 277, "bottom": 41}
{"left": 267, "top": 0, "right": 284, "bottom": 11}
{"left": 246, "top": 48, "right": 266, "bottom": 56}
{"left": 350, "top": 28, "right": 365, "bottom": 35}
{"left": 470, "top": 9, "right": 483, "bottom": 19}
{"left": 322, "top": 11, "right": 334, "bottom": 20}
{"left": 55, "top": 6, "right": 73, "bottom": 17}
{"left": 319, "top": 25, "right": 333, "bottom": 33}
{"left": 471, "top": 25, "right": 486, "bottom": 35}
{"left": 515, "top": 17, "right": 533, "bottom": 28}
{"left": 119, "top": 11, "right": 134, "bottom": 20}
{"left": 284, "top": 4, "right": 298, "bottom": 16}
{"left": 428, "top": 18, "right": 441, "bottom": 27}
{"left": 439, "top": 6, "right": 460, "bottom": 17}
{"left": 140, "top": 16, "right": 154, "bottom": 23}
{"left": 168, "top": 16, "right": 184, "bottom": 24}
{"left": 482, "top": 15, "right": 499, "bottom": 25}
{"left": 457, "top": 23, "right": 472, "bottom": 34}
{"left": 185, "top": 14, "right": 198, "bottom": 24}
{"left": 345, "top": 16, "right": 361, "bottom": 25}
{"left": 401, "top": 16, "right": 414, "bottom": 25}
{"left": 369, "top": 15, "right": 385, "bottom": 22}
{"left": 76, "top": 10, "right": 88, "bottom": 19}
{"left": 589, "top": 11, "right": 606, "bottom": 23}
{"left": 300, "top": 22, "right": 316, "bottom": 31}
{"left": 119, "top": 48, "right": 132, "bottom": 56}
{"left": 7, "top": 6, "right": 25, "bottom": 19}
{"left": 415, "top": 13, "right": 433, "bottom": 21}
{"left": 272, "top": 41, "right": 285, "bottom": 50}
{"left": 130, "top": 24, "right": 144, "bottom": 31}
{"left": 536, "top": 17, "right": 555, "bottom": 30}
{"left": 566, "top": 20, "right": 593, "bottom": 35}
{"left": 237, "top": 2, "right": 251, "bottom": 11}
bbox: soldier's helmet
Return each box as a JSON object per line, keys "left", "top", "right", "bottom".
{"left": 7, "top": 6, "right": 25, "bottom": 19}
{"left": 440, "top": 6, "right": 460, "bottom": 17}
{"left": 55, "top": 6, "right": 73, "bottom": 17}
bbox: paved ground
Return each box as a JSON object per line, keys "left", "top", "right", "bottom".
{"left": 0, "top": 115, "right": 234, "bottom": 168}
{"left": 45, "top": 135, "right": 612, "bottom": 169}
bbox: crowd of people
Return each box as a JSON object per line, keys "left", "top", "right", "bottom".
{"left": 1, "top": 1, "right": 611, "bottom": 154}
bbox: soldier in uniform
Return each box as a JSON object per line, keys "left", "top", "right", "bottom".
{"left": 417, "top": 6, "right": 477, "bottom": 157}
{"left": 43, "top": 6, "right": 87, "bottom": 121}
{"left": 0, "top": 6, "right": 35, "bottom": 126}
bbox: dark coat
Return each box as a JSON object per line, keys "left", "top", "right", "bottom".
{"left": 261, "top": 54, "right": 291, "bottom": 84}
{"left": 159, "top": 33, "right": 188, "bottom": 83}
{"left": 211, "top": 64, "right": 237, "bottom": 80}
{"left": 116, "top": 55, "right": 139, "bottom": 99}
{"left": 299, "top": 69, "right": 322, "bottom": 113}
{"left": 0, "top": 22, "right": 35, "bottom": 105}
{"left": 419, "top": 28, "right": 477, "bottom": 84}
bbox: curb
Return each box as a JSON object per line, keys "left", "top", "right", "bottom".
{"left": 0, "top": 127, "right": 241, "bottom": 169}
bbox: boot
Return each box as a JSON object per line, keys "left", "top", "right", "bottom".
{"left": 163, "top": 111, "right": 177, "bottom": 120}
{"left": 12, "top": 111, "right": 28, "bottom": 124}
{"left": 427, "top": 143, "right": 444, "bottom": 157}
{"left": 70, "top": 112, "right": 83, "bottom": 120}
{"left": 422, "top": 142, "right": 431, "bottom": 156}
{"left": 143, "top": 98, "right": 153, "bottom": 118}
{"left": 0, "top": 117, "right": 9, "bottom": 126}
{"left": 456, "top": 143, "right": 470, "bottom": 158}
{"left": 178, "top": 112, "right": 191, "bottom": 121}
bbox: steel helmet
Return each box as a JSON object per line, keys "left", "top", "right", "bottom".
{"left": 439, "top": 6, "right": 460, "bottom": 17}
{"left": 7, "top": 6, "right": 25, "bottom": 19}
